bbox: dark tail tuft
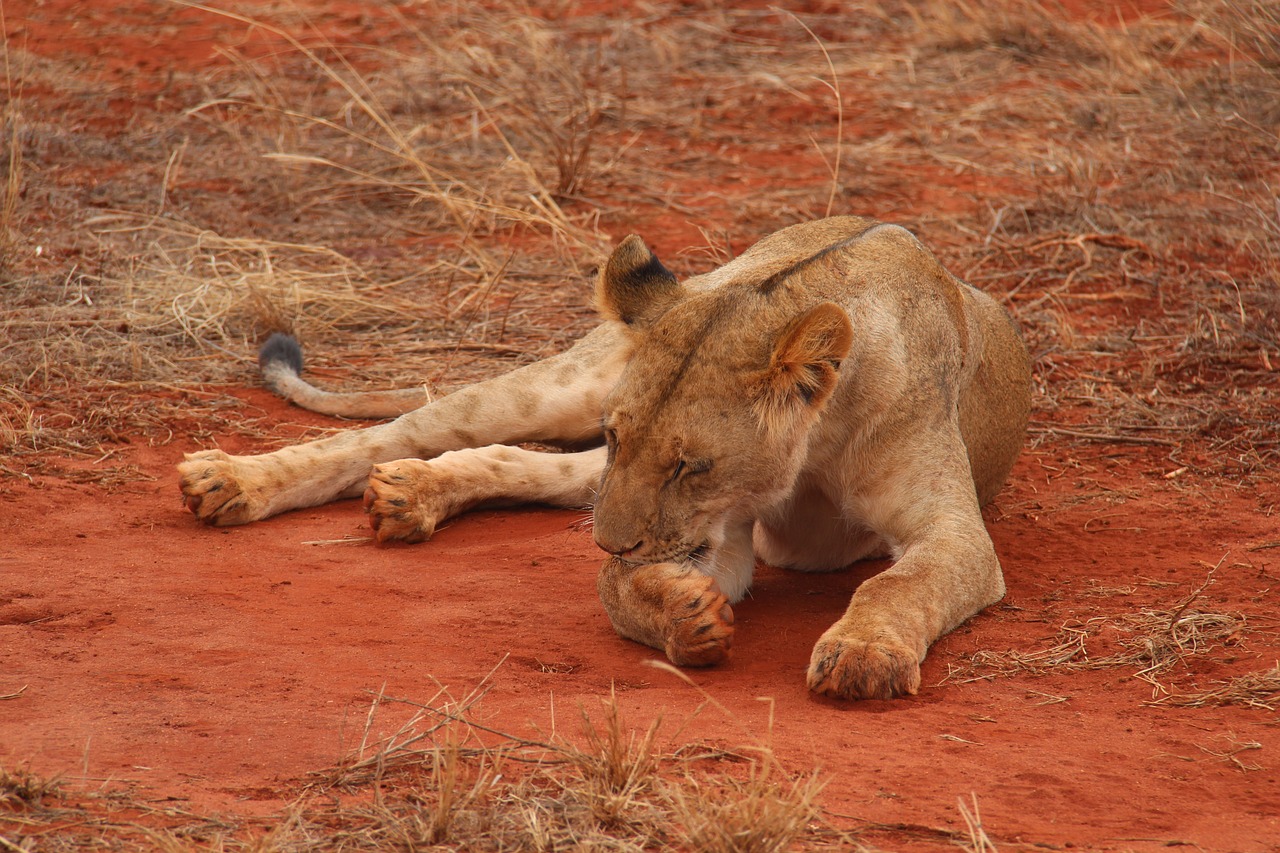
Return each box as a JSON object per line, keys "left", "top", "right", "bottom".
{"left": 259, "top": 333, "right": 304, "bottom": 375}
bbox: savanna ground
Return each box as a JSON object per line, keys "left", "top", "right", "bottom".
{"left": 1, "top": 0, "right": 1278, "bottom": 850}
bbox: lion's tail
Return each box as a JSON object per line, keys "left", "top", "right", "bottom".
{"left": 258, "top": 333, "right": 429, "bottom": 419}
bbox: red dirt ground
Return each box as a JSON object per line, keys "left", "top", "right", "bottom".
{"left": 4, "top": 393, "right": 1279, "bottom": 850}
{"left": 3, "top": 1, "right": 1278, "bottom": 851}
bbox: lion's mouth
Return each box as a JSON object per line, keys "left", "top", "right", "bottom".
{"left": 684, "top": 542, "right": 711, "bottom": 565}
{"left": 615, "top": 541, "right": 712, "bottom": 567}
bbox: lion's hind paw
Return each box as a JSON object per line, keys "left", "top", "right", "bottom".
{"left": 177, "top": 450, "right": 264, "bottom": 526}
{"left": 363, "top": 459, "right": 449, "bottom": 545}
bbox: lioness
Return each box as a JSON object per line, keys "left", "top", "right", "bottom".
{"left": 178, "top": 216, "right": 1031, "bottom": 699}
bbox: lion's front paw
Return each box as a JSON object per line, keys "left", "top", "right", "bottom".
{"left": 806, "top": 630, "right": 921, "bottom": 700}
{"left": 177, "top": 450, "right": 267, "bottom": 526}
{"left": 363, "top": 459, "right": 449, "bottom": 544}
{"left": 663, "top": 575, "right": 735, "bottom": 667}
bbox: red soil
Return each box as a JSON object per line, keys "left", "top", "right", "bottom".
{"left": 3, "top": 393, "right": 1278, "bottom": 849}
{"left": 2, "top": 1, "right": 1278, "bottom": 851}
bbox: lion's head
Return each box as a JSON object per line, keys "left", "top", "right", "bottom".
{"left": 591, "top": 235, "right": 853, "bottom": 567}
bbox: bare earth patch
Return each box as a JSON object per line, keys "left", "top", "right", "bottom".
{"left": 2, "top": 1, "right": 1277, "bottom": 850}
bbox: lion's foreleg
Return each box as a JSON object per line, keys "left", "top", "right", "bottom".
{"left": 806, "top": 535, "right": 1003, "bottom": 699}
{"left": 362, "top": 445, "right": 607, "bottom": 543}
{"left": 596, "top": 558, "right": 736, "bottom": 666}
{"left": 806, "top": 436, "right": 1006, "bottom": 700}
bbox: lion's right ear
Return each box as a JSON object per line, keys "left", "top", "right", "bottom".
{"left": 752, "top": 302, "right": 853, "bottom": 435}
{"left": 595, "top": 235, "right": 685, "bottom": 328}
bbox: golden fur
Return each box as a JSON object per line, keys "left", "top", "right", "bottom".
{"left": 178, "top": 216, "right": 1031, "bottom": 699}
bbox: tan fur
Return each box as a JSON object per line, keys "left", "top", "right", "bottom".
{"left": 177, "top": 216, "right": 1031, "bottom": 700}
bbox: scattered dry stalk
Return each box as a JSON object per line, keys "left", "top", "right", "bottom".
{"left": 958, "top": 793, "right": 998, "bottom": 853}
{"left": 1154, "top": 663, "right": 1280, "bottom": 711}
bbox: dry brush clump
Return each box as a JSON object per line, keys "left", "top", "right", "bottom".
{"left": 0, "top": 682, "right": 845, "bottom": 852}
{"left": 666, "top": 762, "right": 824, "bottom": 853}
{"left": 957, "top": 607, "right": 1248, "bottom": 680}
{"left": 0, "top": 103, "right": 20, "bottom": 275}
{"left": 186, "top": 3, "right": 636, "bottom": 272}
{"left": 312, "top": 676, "right": 835, "bottom": 852}
{"left": 0, "top": 764, "right": 60, "bottom": 811}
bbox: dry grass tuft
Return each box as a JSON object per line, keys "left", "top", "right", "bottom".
{"left": 0, "top": 765, "right": 60, "bottom": 810}
{"left": 903, "top": 0, "right": 1117, "bottom": 68}
{"left": 93, "top": 215, "right": 418, "bottom": 354}
{"left": 402, "top": 7, "right": 618, "bottom": 202}
{"left": 667, "top": 762, "right": 824, "bottom": 853}
{"left": 0, "top": 675, "right": 841, "bottom": 851}
{"left": 949, "top": 570, "right": 1256, "bottom": 695}
{"left": 187, "top": 3, "right": 615, "bottom": 274}
{"left": 0, "top": 106, "right": 19, "bottom": 273}
{"left": 1154, "top": 662, "right": 1280, "bottom": 711}
{"left": 568, "top": 688, "right": 664, "bottom": 830}
{"left": 958, "top": 607, "right": 1247, "bottom": 682}
{"left": 0, "top": 7, "right": 21, "bottom": 276}
{"left": 0, "top": 215, "right": 425, "bottom": 397}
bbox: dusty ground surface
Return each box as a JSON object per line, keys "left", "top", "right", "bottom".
{"left": 2, "top": 0, "right": 1278, "bottom": 850}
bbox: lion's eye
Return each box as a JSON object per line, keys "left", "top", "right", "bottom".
{"left": 603, "top": 427, "right": 620, "bottom": 464}
{"left": 670, "top": 458, "right": 711, "bottom": 482}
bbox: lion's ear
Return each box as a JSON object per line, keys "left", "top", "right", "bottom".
{"left": 754, "top": 302, "right": 853, "bottom": 430}
{"left": 596, "top": 235, "right": 684, "bottom": 328}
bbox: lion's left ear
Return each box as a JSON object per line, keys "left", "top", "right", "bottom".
{"left": 595, "top": 235, "right": 685, "bottom": 329}
{"left": 754, "top": 302, "right": 853, "bottom": 429}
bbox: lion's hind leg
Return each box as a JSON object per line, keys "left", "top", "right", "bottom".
{"left": 363, "top": 445, "right": 607, "bottom": 544}
{"left": 179, "top": 324, "right": 627, "bottom": 526}
{"left": 179, "top": 448, "right": 369, "bottom": 526}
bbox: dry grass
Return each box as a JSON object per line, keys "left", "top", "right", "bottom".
{"left": 666, "top": 764, "right": 824, "bottom": 853}
{"left": 855, "top": 0, "right": 1280, "bottom": 478}
{"left": 0, "top": 106, "right": 19, "bottom": 274}
{"left": 0, "top": 680, "right": 845, "bottom": 852}
{"left": 956, "top": 607, "right": 1247, "bottom": 680}
{"left": 0, "top": 765, "right": 60, "bottom": 810}
{"left": 313, "top": 665, "right": 835, "bottom": 851}
{"left": 1, "top": 0, "right": 1275, "bottom": 483}
{"left": 0, "top": 0, "right": 20, "bottom": 276}
{"left": 1154, "top": 662, "right": 1280, "bottom": 711}
{"left": 947, "top": 568, "right": 1261, "bottom": 696}
{"left": 184, "top": 2, "right": 625, "bottom": 271}
{"left": 957, "top": 793, "right": 998, "bottom": 853}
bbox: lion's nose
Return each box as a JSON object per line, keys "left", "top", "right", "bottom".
{"left": 595, "top": 534, "right": 645, "bottom": 557}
